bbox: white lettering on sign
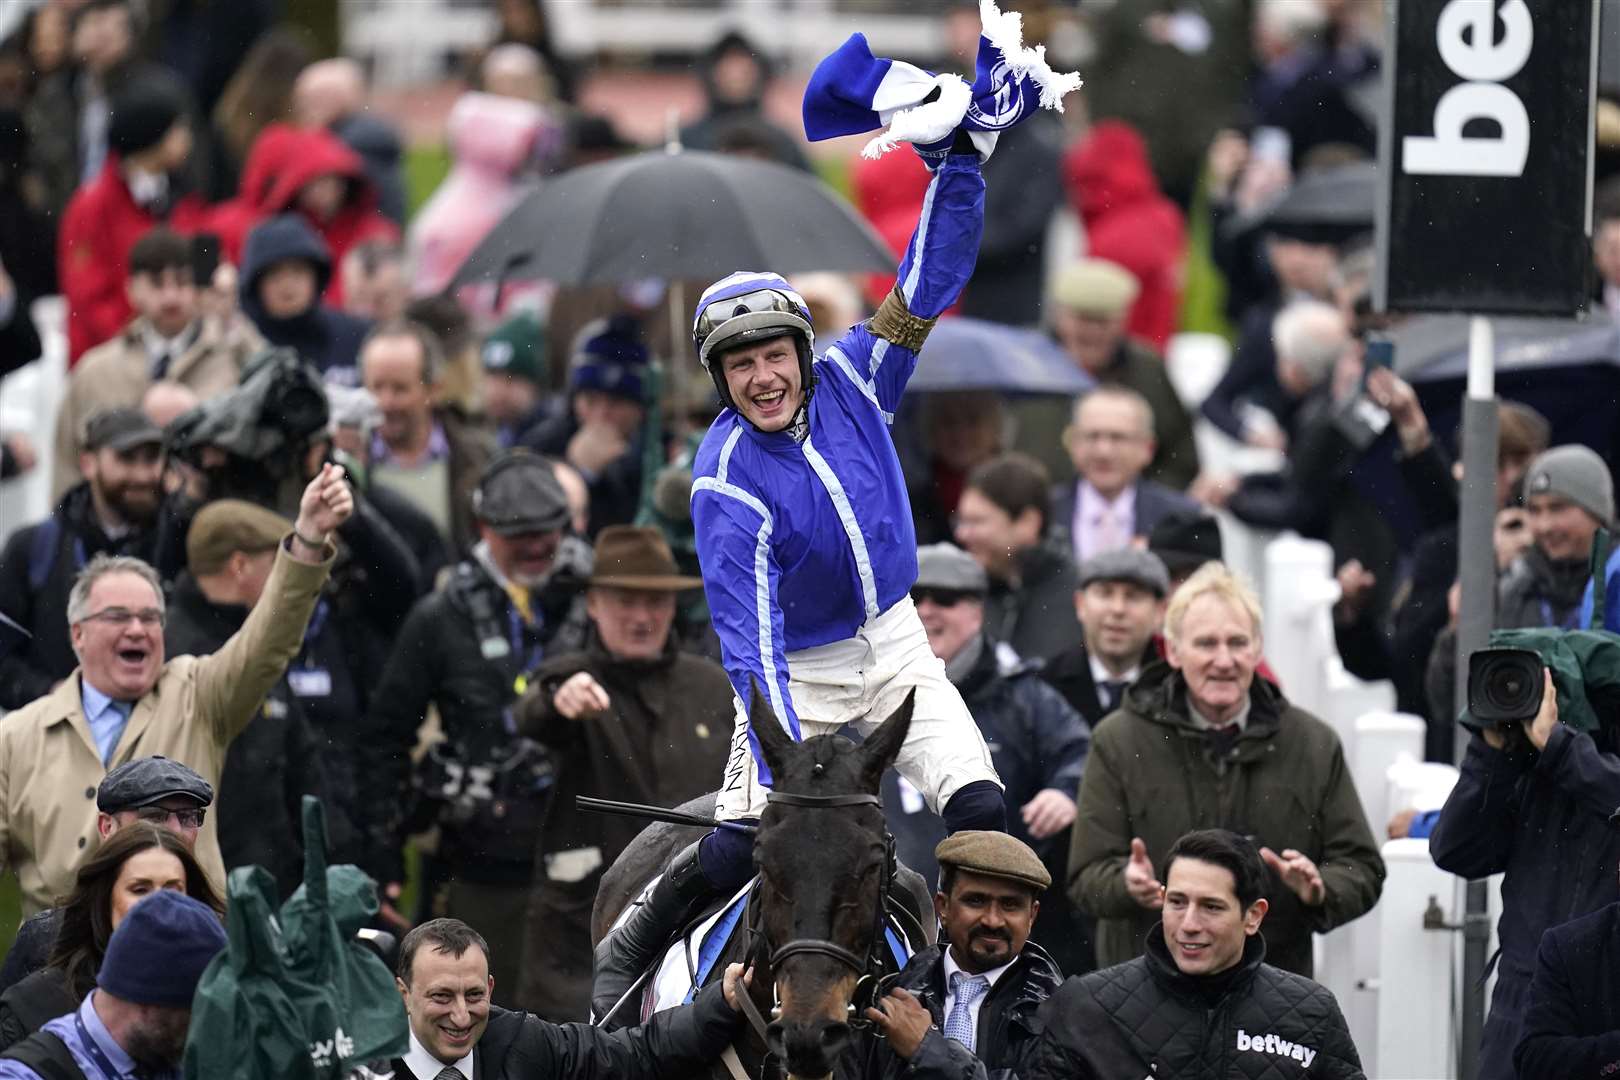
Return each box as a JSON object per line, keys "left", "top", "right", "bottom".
{"left": 1402, "top": 0, "right": 1533, "bottom": 177}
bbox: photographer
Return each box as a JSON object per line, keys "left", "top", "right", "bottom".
{"left": 361, "top": 450, "right": 592, "bottom": 1003}
{"left": 1429, "top": 661, "right": 1620, "bottom": 1080}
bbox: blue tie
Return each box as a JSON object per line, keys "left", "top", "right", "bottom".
{"left": 944, "top": 971, "right": 988, "bottom": 1051}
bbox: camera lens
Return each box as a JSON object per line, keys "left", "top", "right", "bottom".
{"left": 1467, "top": 647, "right": 1545, "bottom": 726}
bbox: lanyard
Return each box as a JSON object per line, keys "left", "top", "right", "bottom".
{"left": 74, "top": 1009, "right": 126, "bottom": 1080}
{"left": 507, "top": 603, "right": 542, "bottom": 674}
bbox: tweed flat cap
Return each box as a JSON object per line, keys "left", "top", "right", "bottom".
{"left": 935, "top": 830, "right": 1051, "bottom": 891}
{"left": 1078, "top": 547, "right": 1171, "bottom": 597}
{"left": 1050, "top": 258, "right": 1140, "bottom": 317}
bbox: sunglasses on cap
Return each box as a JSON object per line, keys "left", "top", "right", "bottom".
{"left": 911, "top": 588, "right": 980, "bottom": 608}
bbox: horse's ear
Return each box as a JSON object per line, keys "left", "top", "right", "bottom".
{"left": 860, "top": 688, "right": 915, "bottom": 790}
{"left": 747, "top": 678, "right": 794, "bottom": 781}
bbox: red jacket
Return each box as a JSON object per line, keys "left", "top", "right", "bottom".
{"left": 1062, "top": 121, "right": 1187, "bottom": 350}
{"left": 212, "top": 124, "right": 397, "bottom": 306}
{"left": 59, "top": 158, "right": 212, "bottom": 363}
{"left": 851, "top": 147, "right": 933, "bottom": 310}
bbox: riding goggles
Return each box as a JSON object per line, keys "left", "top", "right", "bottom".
{"left": 693, "top": 287, "right": 814, "bottom": 370}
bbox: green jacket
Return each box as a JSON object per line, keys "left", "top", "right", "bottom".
{"left": 1068, "top": 662, "right": 1385, "bottom": 977}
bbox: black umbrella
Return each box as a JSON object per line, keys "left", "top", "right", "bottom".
{"left": 1265, "top": 161, "right": 1376, "bottom": 234}
{"left": 450, "top": 148, "right": 894, "bottom": 289}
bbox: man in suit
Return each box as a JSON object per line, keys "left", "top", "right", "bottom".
{"left": 1041, "top": 548, "right": 1169, "bottom": 725}
{"left": 392, "top": 917, "right": 746, "bottom": 1080}
{"left": 1052, "top": 386, "right": 1200, "bottom": 568}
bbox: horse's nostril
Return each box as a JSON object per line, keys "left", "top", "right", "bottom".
{"left": 765, "top": 1020, "right": 788, "bottom": 1059}
{"left": 819, "top": 1021, "right": 851, "bottom": 1053}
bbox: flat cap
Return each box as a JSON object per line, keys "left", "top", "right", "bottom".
{"left": 472, "top": 449, "right": 570, "bottom": 535}
{"left": 186, "top": 499, "right": 290, "bottom": 576}
{"left": 1051, "top": 258, "right": 1140, "bottom": 318}
{"left": 935, "top": 830, "right": 1051, "bottom": 892}
{"left": 1078, "top": 547, "right": 1170, "bottom": 597}
{"left": 1148, "top": 511, "right": 1223, "bottom": 577}
{"left": 97, "top": 755, "right": 214, "bottom": 813}
{"left": 914, "top": 543, "right": 988, "bottom": 595}
{"left": 84, "top": 408, "right": 163, "bottom": 453}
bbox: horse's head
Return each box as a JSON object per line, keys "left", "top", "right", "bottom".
{"left": 747, "top": 685, "right": 913, "bottom": 1080}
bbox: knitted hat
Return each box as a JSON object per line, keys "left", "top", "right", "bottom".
{"left": 1525, "top": 445, "right": 1616, "bottom": 525}
{"left": 569, "top": 316, "right": 649, "bottom": 403}
{"left": 98, "top": 890, "right": 226, "bottom": 1006}
{"left": 482, "top": 312, "right": 545, "bottom": 386}
{"left": 108, "top": 68, "right": 188, "bottom": 158}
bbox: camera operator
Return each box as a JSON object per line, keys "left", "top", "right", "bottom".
{"left": 1430, "top": 663, "right": 1620, "bottom": 1080}
{"left": 361, "top": 449, "right": 592, "bottom": 1003}
{"left": 165, "top": 350, "right": 429, "bottom": 858}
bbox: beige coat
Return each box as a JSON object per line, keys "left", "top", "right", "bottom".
{"left": 52, "top": 314, "right": 262, "bottom": 497}
{"left": 0, "top": 540, "right": 332, "bottom": 914}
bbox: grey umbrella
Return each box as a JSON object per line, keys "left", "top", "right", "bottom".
{"left": 450, "top": 148, "right": 894, "bottom": 289}
{"left": 905, "top": 317, "right": 1096, "bottom": 395}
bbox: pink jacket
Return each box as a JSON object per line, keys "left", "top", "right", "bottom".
{"left": 409, "top": 92, "right": 548, "bottom": 296}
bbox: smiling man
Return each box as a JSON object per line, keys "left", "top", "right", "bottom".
{"left": 1067, "top": 561, "right": 1383, "bottom": 979}
{"left": 1041, "top": 548, "right": 1169, "bottom": 725}
{"left": 848, "top": 831, "right": 1061, "bottom": 1080}
{"left": 1028, "top": 830, "right": 1366, "bottom": 1080}
{"left": 391, "top": 917, "right": 749, "bottom": 1080}
{"left": 0, "top": 464, "right": 350, "bottom": 915}
{"left": 508, "top": 526, "right": 732, "bottom": 1021}
{"left": 593, "top": 131, "right": 1007, "bottom": 1012}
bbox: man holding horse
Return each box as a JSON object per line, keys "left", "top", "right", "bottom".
{"left": 592, "top": 127, "right": 1012, "bottom": 1011}
{"left": 853, "top": 830, "right": 1063, "bottom": 1079}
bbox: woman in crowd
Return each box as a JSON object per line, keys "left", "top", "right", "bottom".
{"left": 0, "top": 825, "right": 223, "bottom": 1048}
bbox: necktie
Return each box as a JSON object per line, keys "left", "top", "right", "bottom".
{"left": 1093, "top": 507, "right": 1124, "bottom": 554}
{"left": 1208, "top": 722, "right": 1241, "bottom": 754}
{"left": 1101, "top": 680, "right": 1129, "bottom": 711}
{"left": 434, "top": 1068, "right": 466, "bottom": 1080}
{"left": 944, "top": 971, "right": 989, "bottom": 1051}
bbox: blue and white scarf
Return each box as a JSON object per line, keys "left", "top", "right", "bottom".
{"left": 801, "top": 0, "right": 1083, "bottom": 161}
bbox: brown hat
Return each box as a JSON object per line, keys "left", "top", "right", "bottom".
{"left": 588, "top": 526, "right": 703, "bottom": 591}
{"left": 935, "top": 830, "right": 1051, "bottom": 892}
{"left": 186, "top": 499, "right": 290, "bottom": 576}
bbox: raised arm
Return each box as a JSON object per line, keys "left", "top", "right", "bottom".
{"left": 826, "top": 147, "right": 986, "bottom": 416}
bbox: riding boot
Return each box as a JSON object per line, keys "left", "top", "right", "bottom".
{"left": 591, "top": 839, "right": 719, "bottom": 1021}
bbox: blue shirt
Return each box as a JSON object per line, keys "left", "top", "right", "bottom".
{"left": 691, "top": 154, "right": 985, "bottom": 747}
{"left": 79, "top": 678, "right": 132, "bottom": 766}
{"left": 0, "top": 992, "right": 161, "bottom": 1080}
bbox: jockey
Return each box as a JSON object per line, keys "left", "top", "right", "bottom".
{"left": 592, "top": 128, "right": 1008, "bottom": 1017}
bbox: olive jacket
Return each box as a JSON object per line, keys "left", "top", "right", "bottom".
{"left": 1068, "top": 662, "right": 1384, "bottom": 977}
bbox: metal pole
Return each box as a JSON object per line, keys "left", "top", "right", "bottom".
{"left": 1454, "top": 314, "right": 1497, "bottom": 1080}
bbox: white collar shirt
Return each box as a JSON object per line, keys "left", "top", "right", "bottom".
{"left": 940, "top": 946, "right": 1017, "bottom": 1047}
{"left": 403, "top": 1028, "right": 475, "bottom": 1080}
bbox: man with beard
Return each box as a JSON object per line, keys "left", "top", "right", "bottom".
{"left": 363, "top": 450, "right": 592, "bottom": 1003}
{"left": 0, "top": 409, "right": 174, "bottom": 709}
{"left": 846, "top": 831, "right": 1062, "bottom": 1080}
{"left": 0, "top": 890, "right": 227, "bottom": 1079}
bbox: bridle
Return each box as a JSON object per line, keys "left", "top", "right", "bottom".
{"left": 734, "top": 788, "right": 904, "bottom": 1045}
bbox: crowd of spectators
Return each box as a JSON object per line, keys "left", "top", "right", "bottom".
{"left": 0, "top": 0, "right": 1619, "bottom": 1075}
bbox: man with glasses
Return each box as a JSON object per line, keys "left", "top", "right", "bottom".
{"left": 0, "top": 756, "right": 214, "bottom": 992}
{"left": 0, "top": 463, "right": 351, "bottom": 916}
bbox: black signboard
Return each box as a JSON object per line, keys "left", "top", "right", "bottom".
{"left": 1376, "top": 0, "right": 1599, "bottom": 315}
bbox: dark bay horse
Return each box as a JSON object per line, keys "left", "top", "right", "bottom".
{"left": 591, "top": 689, "right": 934, "bottom": 1080}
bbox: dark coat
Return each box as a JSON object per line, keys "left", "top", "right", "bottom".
{"left": 1039, "top": 639, "right": 1159, "bottom": 727}
{"left": 983, "top": 541, "right": 1084, "bottom": 663}
{"left": 1069, "top": 662, "right": 1385, "bottom": 978}
{"left": 0, "top": 968, "right": 78, "bottom": 1052}
{"left": 164, "top": 571, "right": 336, "bottom": 898}
{"left": 388, "top": 981, "right": 740, "bottom": 1080}
{"left": 1050, "top": 478, "right": 1201, "bottom": 566}
{"left": 362, "top": 551, "right": 591, "bottom": 883}
{"left": 1515, "top": 900, "right": 1620, "bottom": 1079}
{"left": 366, "top": 481, "right": 452, "bottom": 591}
{"left": 0, "top": 910, "right": 57, "bottom": 994}
{"left": 1429, "top": 725, "right": 1620, "bottom": 1080}
{"left": 238, "top": 213, "right": 372, "bottom": 386}
{"left": 1201, "top": 300, "right": 1295, "bottom": 444}
{"left": 0, "top": 484, "right": 165, "bottom": 709}
{"left": 844, "top": 942, "right": 1064, "bottom": 1080}
{"left": 1026, "top": 932, "right": 1365, "bottom": 1080}
{"left": 519, "top": 410, "right": 642, "bottom": 538}
{"left": 959, "top": 113, "right": 1065, "bottom": 328}
{"left": 512, "top": 636, "right": 734, "bottom": 1020}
